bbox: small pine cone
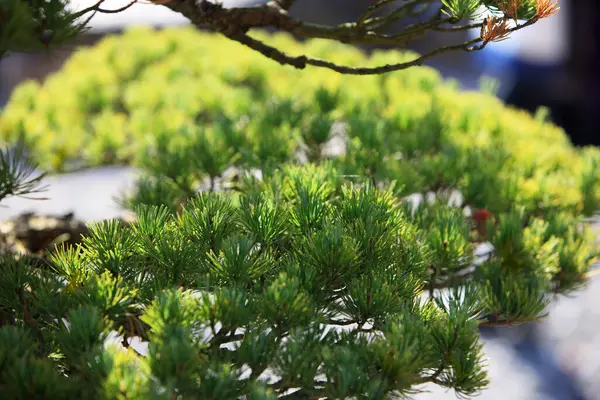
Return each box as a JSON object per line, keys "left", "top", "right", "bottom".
{"left": 39, "top": 29, "right": 54, "bottom": 46}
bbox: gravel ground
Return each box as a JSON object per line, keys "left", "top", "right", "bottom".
{"left": 1, "top": 167, "right": 599, "bottom": 400}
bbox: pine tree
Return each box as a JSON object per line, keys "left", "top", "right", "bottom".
{"left": 1, "top": 1, "right": 597, "bottom": 398}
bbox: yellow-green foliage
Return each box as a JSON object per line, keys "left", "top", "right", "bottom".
{"left": 1, "top": 26, "right": 600, "bottom": 216}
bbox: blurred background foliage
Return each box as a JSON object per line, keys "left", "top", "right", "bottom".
{"left": 1, "top": 26, "right": 599, "bottom": 222}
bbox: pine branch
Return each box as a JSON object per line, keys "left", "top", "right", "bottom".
{"left": 278, "top": 388, "right": 325, "bottom": 399}
{"left": 478, "top": 319, "right": 518, "bottom": 327}
{"left": 364, "top": 0, "right": 440, "bottom": 31}
{"left": 326, "top": 318, "right": 358, "bottom": 326}
{"left": 209, "top": 332, "right": 245, "bottom": 348}
{"left": 226, "top": 31, "right": 487, "bottom": 74}
{"left": 2, "top": 0, "right": 555, "bottom": 74}
{"left": 360, "top": 0, "right": 411, "bottom": 25}
{"left": 15, "top": 287, "right": 46, "bottom": 350}
{"left": 0, "top": 143, "right": 48, "bottom": 203}
{"left": 147, "top": 0, "right": 547, "bottom": 75}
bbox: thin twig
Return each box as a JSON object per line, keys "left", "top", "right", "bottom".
{"left": 365, "top": 0, "right": 437, "bottom": 31}
{"left": 210, "top": 332, "right": 245, "bottom": 348}
{"left": 478, "top": 319, "right": 518, "bottom": 327}
{"left": 71, "top": 0, "right": 138, "bottom": 19}
{"left": 97, "top": 0, "right": 138, "bottom": 14}
{"left": 359, "top": 0, "right": 402, "bottom": 25}
{"left": 434, "top": 21, "right": 484, "bottom": 32}
{"left": 428, "top": 264, "right": 437, "bottom": 299}
{"left": 16, "top": 288, "right": 46, "bottom": 349}
{"left": 327, "top": 318, "right": 357, "bottom": 326}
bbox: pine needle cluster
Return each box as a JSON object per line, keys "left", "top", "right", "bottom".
{"left": 0, "top": 0, "right": 88, "bottom": 57}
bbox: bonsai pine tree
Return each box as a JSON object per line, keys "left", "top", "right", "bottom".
{"left": 2, "top": 1, "right": 598, "bottom": 399}
{"left": 1, "top": 0, "right": 559, "bottom": 73}
{"left": 1, "top": 21, "right": 600, "bottom": 398}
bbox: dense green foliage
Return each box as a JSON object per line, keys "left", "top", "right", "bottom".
{"left": 1, "top": 26, "right": 600, "bottom": 398}
{"left": 3, "top": 170, "right": 596, "bottom": 399}
{"left": 0, "top": 181, "right": 490, "bottom": 399}
{"left": 0, "top": 163, "right": 597, "bottom": 398}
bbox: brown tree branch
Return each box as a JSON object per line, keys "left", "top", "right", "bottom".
{"left": 72, "top": 0, "right": 138, "bottom": 19}
{"left": 227, "top": 31, "right": 486, "bottom": 75}
{"left": 69, "top": 0, "right": 552, "bottom": 75}
{"left": 97, "top": 0, "right": 138, "bottom": 13}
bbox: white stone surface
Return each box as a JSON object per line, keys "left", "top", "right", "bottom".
{"left": 0, "top": 166, "right": 138, "bottom": 222}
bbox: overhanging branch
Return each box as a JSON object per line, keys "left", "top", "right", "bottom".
{"left": 72, "top": 0, "right": 557, "bottom": 75}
